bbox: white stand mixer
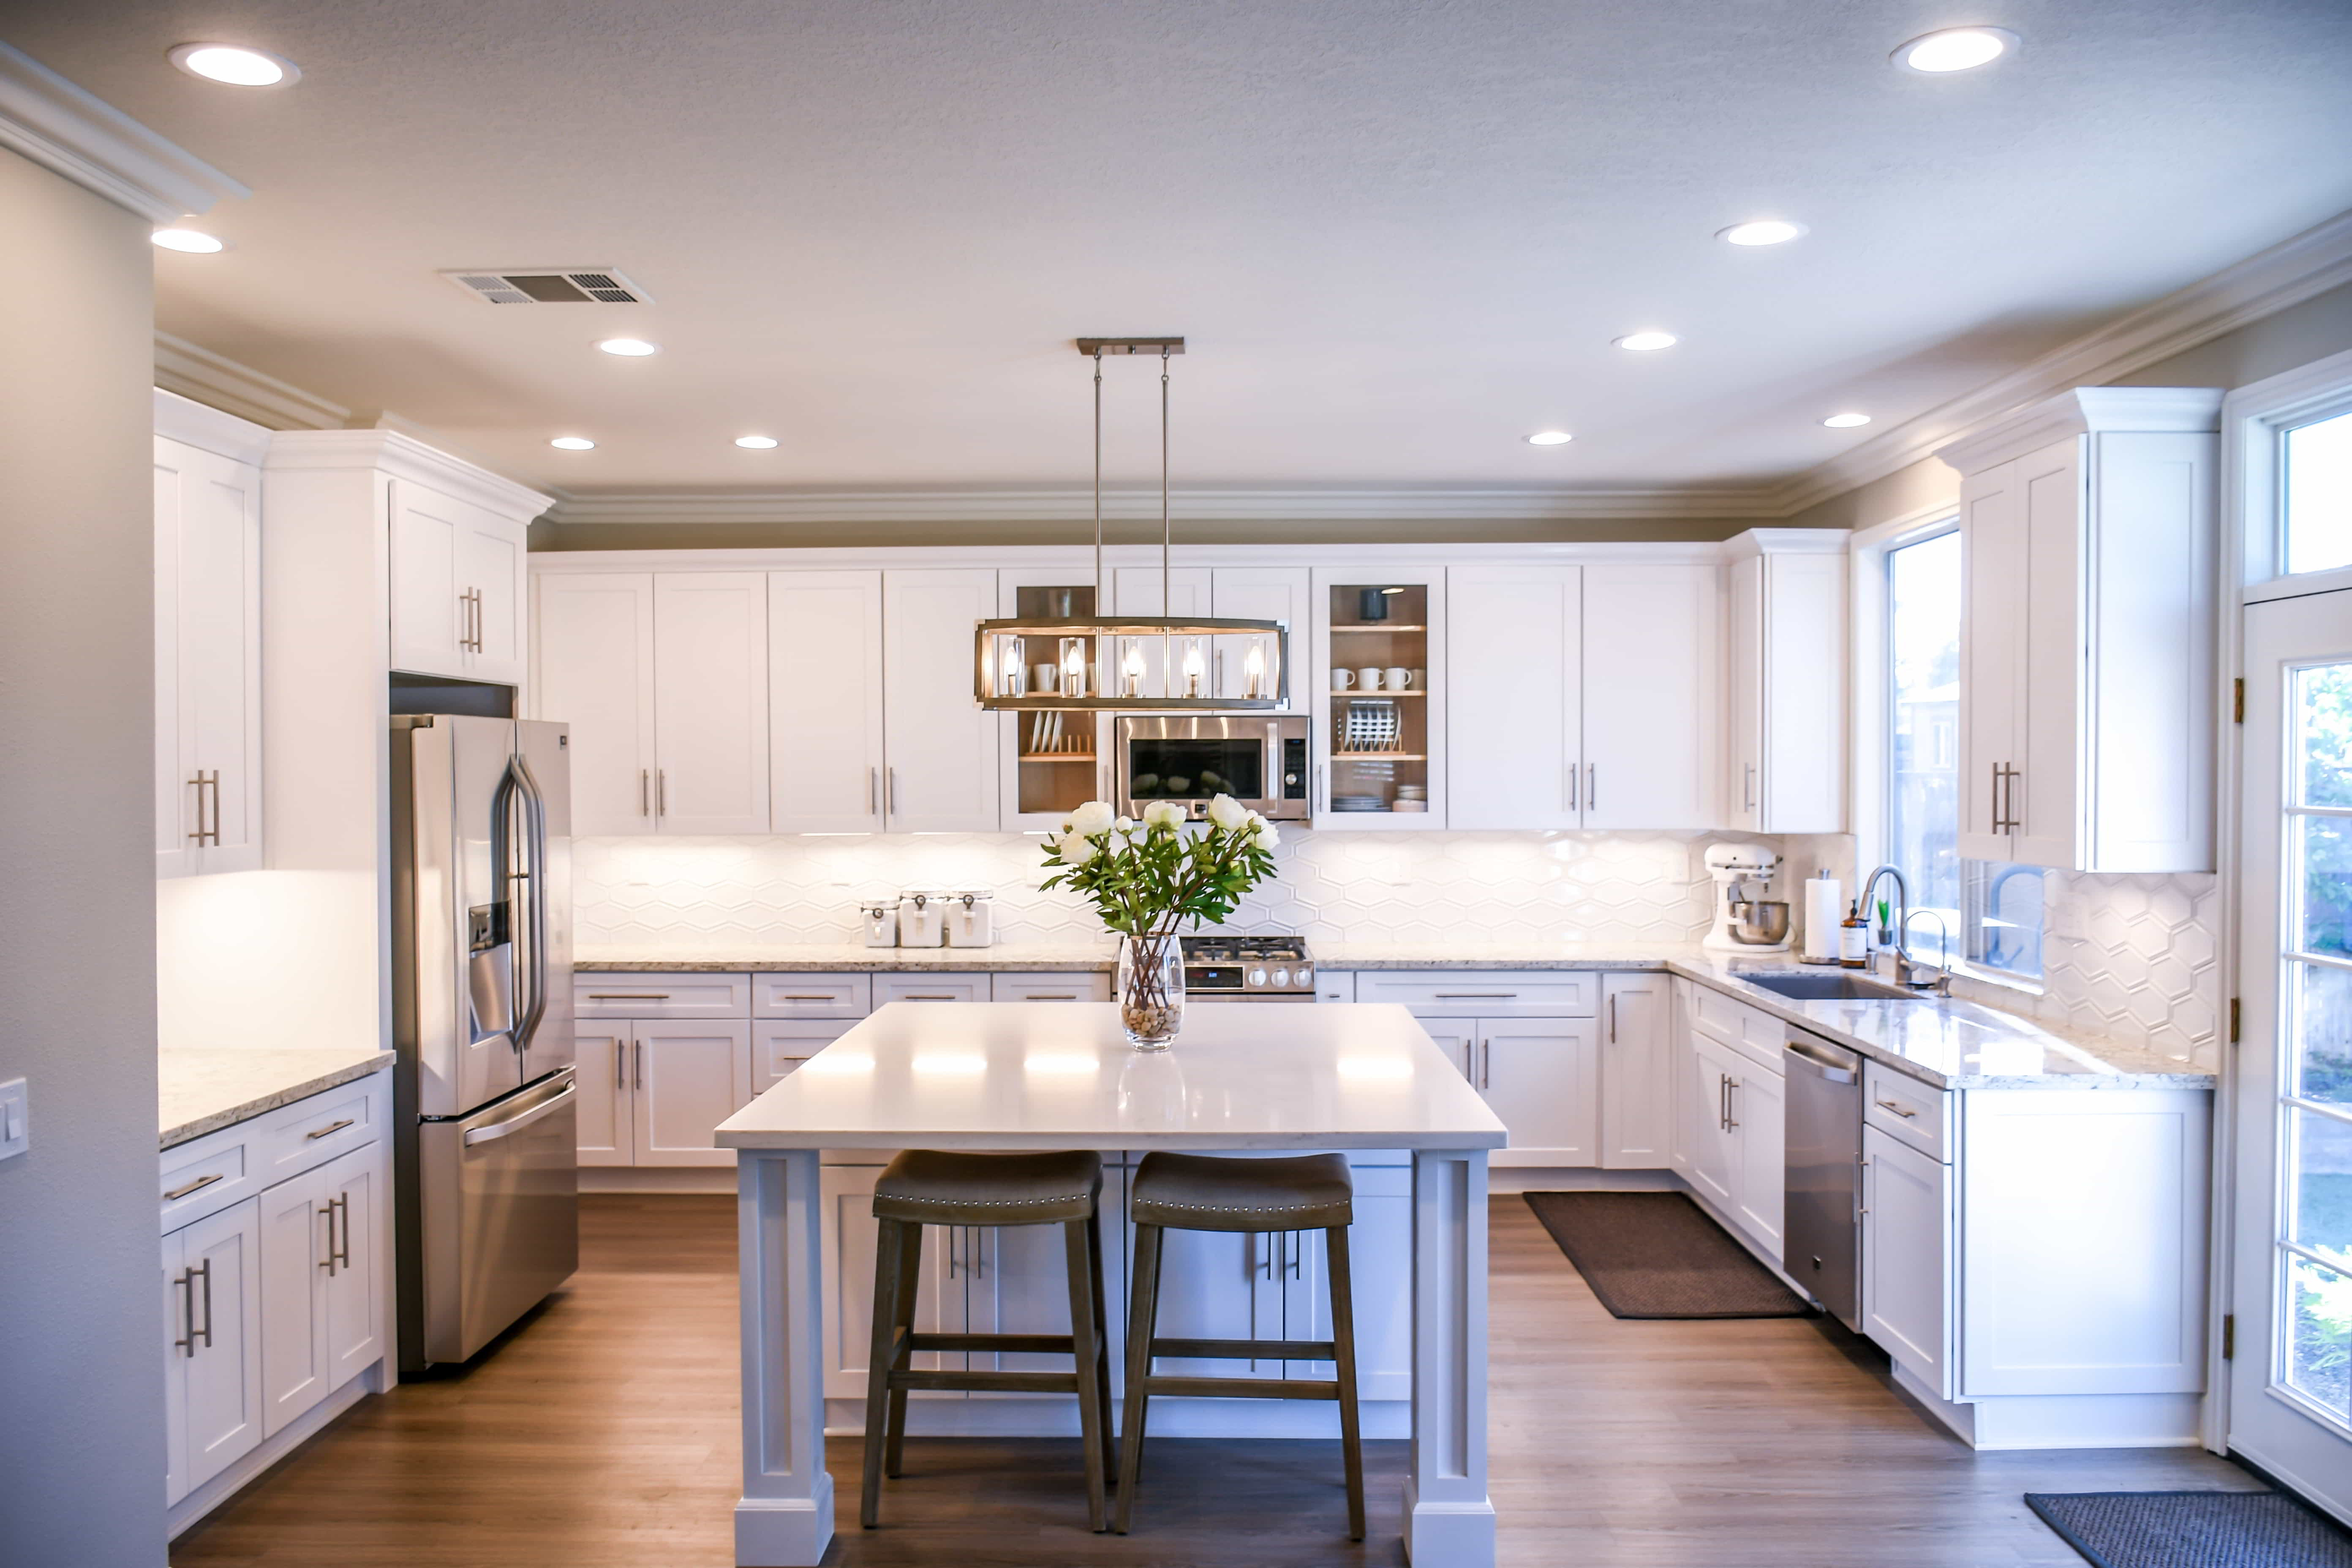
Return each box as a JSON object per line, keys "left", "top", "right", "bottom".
{"left": 1703, "top": 844, "right": 1791, "bottom": 954}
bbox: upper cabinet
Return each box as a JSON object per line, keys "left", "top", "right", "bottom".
{"left": 1312, "top": 566, "right": 1446, "bottom": 828}
{"left": 1448, "top": 561, "right": 1720, "bottom": 831}
{"left": 155, "top": 393, "right": 267, "bottom": 878}
{"left": 1723, "top": 534, "right": 1846, "bottom": 835}
{"left": 772, "top": 570, "right": 887, "bottom": 833}
{"left": 1939, "top": 388, "right": 2222, "bottom": 872}
{"left": 880, "top": 570, "right": 1001, "bottom": 832}
{"left": 388, "top": 481, "right": 532, "bottom": 686}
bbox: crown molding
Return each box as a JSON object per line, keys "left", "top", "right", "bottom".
{"left": 1766, "top": 207, "right": 2352, "bottom": 516}
{"left": 0, "top": 44, "right": 247, "bottom": 222}
{"left": 264, "top": 429, "right": 553, "bottom": 522}
{"left": 539, "top": 483, "right": 1785, "bottom": 527}
{"left": 153, "top": 388, "right": 272, "bottom": 464}
{"left": 154, "top": 332, "right": 349, "bottom": 431}
{"left": 1935, "top": 386, "right": 2225, "bottom": 477}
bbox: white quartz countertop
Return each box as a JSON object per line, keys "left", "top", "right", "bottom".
{"left": 717, "top": 1002, "right": 1507, "bottom": 1152}
{"left": 160, "top": 1047, "right": 395, "bottom": 1149}
{"left": 575, "top": 943, "right": 1118, "bottom": 973}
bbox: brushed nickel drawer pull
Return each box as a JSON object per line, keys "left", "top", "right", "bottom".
{"left": 1435, "top": 992, "right": 1516, "bottom": 1000}
{"left": 588, "top": 993, "right": 671, "bottom": 1000}
{"left": 304, "top": 1118, "right": 356, "bottom": 1141}
{"left": 164, "top": 1172, "right": 226, "bottom": 1201}
{"left": 781, "top": 994, "right": 837, "bottom": 1002}
{"left": 1874, "top": 1098, "right": 1920, "bottom": 1119}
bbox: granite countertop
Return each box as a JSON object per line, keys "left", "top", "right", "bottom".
{"left": 576, "top": 939, "right": 2213, "bottom": 1092}
{"left": 160, "top": 1047, "right": 395, "bottom": 1149}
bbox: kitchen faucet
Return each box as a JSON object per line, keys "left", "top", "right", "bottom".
{"left": 1856, "top": 863, "right": 1951, "bottom": 996}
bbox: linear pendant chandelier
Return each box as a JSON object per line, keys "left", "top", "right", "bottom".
{"left": 972, "top": 337, "right": 1288, "bottom": 711}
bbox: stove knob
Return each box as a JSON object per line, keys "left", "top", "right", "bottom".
{"left": 1271, "top": 968, "right": 1291, "bottom": 988}
{"left": 1247, "top": 968, "right": 1269, "bottom": 988}
{"left": 1297, "top": 964, "right": 1314, "bottom": 986}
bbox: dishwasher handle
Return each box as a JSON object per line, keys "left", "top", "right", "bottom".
{"left": 1783, "top": 1037, "right": 1858, "bottom": 1083}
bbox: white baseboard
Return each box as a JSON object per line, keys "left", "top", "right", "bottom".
{"left": 1889, "top": 1362, "right": 2204, "bottom": 1450}
{"left": 168, "top": 1362, "right": 381, "bottom": 1538}
{"left": 823, "top": 1395, "right": 1410, "bottom": 1440}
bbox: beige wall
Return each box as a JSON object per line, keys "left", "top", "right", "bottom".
{"left": 0, "top": 149, "right": 168, "bottom": 1564}
{"left": 528, "top": 513, "right": 1762, "bottom": 551}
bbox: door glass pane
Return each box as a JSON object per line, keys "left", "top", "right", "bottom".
{"left": 2295, "top": 963, "right": 2352, "bottom": 1111}
{"left": 2294, "top": 1107, "right": 2352, "bottom": 1267}
{"left": 2300, "top": 817, "right": 2352, "bottom": 958}
{"left": 2297, "top": 662, "right": 2352, "bottom": 807}
{"left": 2286, "top": 1253, "right": 2352, "bottom": 1421}
{"left": 2285, "top": 409, "right": 2352, "bottom": 577}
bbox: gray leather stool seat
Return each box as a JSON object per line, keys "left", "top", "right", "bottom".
{"left": 1117, "top": 1150, "right": 1365, "bottom": 1539}
{"left": 860, "top": 1149, "right": 1113, "bottom": 1533}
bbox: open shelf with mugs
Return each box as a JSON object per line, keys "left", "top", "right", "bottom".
{"left": 1310, "top": 568, "right": 1446, "bottom": 829}
{"left": 995, "top": 576, "right": 1111, "bottom": 828}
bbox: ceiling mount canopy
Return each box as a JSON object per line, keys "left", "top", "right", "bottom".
{"left": 973, "top": 337, "right": 1288, "bottom": 712}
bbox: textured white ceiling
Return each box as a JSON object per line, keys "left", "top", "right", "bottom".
{"left": 10, "top": 0, "right": 2352, "bottom": 502}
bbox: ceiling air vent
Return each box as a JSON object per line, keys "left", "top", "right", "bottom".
{"left": 440, "top": 267, "right": 653, "bottom": 305}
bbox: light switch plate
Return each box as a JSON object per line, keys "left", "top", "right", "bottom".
{"left": 0, "top": 1077, "right": 26, "bottom": 1160}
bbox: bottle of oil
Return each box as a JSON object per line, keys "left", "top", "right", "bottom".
{"left": 1838, "top": 900, "right": 1869, "bottom": 969}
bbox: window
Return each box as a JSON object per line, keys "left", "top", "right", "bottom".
{"left": 2285, "top": 407, "right": 2352, "bottom": 576}
{"left": 1885, "top": 527, "right": 2045, "bottom": 980}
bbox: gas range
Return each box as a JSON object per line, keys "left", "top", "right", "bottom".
{"left": 1179, "top": 935, "right": 1317, "bottom": 1001}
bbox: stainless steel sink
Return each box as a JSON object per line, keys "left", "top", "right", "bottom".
{"left": 1739, "top": 972, "right": 1927, "bottom": 1002}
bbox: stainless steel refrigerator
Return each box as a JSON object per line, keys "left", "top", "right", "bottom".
{"left": 391, "top": 715, "right": 578, "bottom": 1371}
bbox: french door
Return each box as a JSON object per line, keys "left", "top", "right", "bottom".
{"left": 2232, "top": 586, "right": 2352, "bottom": 1519}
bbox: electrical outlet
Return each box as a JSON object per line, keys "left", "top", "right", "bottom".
{"left": 0, "top": 1077, "right": 25, "bottom": 1160}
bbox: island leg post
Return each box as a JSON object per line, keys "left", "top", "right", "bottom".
{"left": 1407, "top": 1146, "right": 1494, "bottom": 1566}
{"left": 735, "top": 1148, "right": 834, "bottom": 1566}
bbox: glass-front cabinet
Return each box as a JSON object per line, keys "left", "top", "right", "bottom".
{"left": 996, "top": 571, "right": 1112, "bottom": 830}
{"left": 1309, "top": 565, "right": 1446, "bottom": 829}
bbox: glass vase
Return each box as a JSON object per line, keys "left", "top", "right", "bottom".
{"left": 1116, "top": 934, "right": 1186, "bottom": 1050}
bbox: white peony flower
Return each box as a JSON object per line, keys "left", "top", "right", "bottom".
{"left": 1065, "top": 800, "right": 1115, "bottom": 837}
{"left": 1058, "top": 830, "right": 1101, "bottom": 864}
{"left": 1114, "top": 816, "right": 1134, "bottom": 833}
{"left": 1206, "top": 793, "right": 1248, "bottom": 831}
{"left": 1252, "top": 817, "right": 1281, "bottom": 850}
{"left": 1142, "top": 800, "right": 1185, "bottom": 831}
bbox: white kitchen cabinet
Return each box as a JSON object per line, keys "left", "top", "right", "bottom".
{"left": 820, "top": 1164, "right": 955, "bottom": 1401}
{"left": 1312, "top": 566, "right": 1447, "bottom": 828}
{"left": 1599, "top": 972, "right": 1673, "bottom": 1168}
{"left": 1478, "top": 1020, "right": 1599, "bottom": 1166}
{"left": 1940, "top": 387, "right": 2221, "bottom": 871}
{"left": 256, "top": 1143, "right": 380, "bottom": 1438}
{"left": 1730, "top": 1062, "right": 1786, "bottom": 1253}
{"left": 1419, "top": 1017, "right": 1478, "bottom": 1081}
{"left": 163, "top": 1198, "right": 265, "bottom": 1503}
{"left": 389, "top": 479, "right": 528, "bottom": 686}
{"left": 577, "top": 1019, "right": 755, "bottom": 1168}
{"left": 1682, "top": 1022, "right": 1785, "bottom": 1258}
{"left": 532, "top": 573, "right": 656, "bottom": 836}
{"left": 1581, "top": 563, "right": 1720, "bottom": 830}
{"left": 1723, "top": 535, "right": 1846, "bottom": 834}
{"left": 651, "top": 573, "right": 771, "bottom": 833}
{"left": 883, "top": 570, "right": 1002, "bottom": 831}
{"left": 1448, "top": 566, "right": 1581, "bottom": 830}
{"left": 754, "top": 1018, "right": 858, "bottom": 1091}
{"left": 1861, "top": 1124, "right": 1950, "bottom": 1391}
{"left": 153, "top": 403, "right": 265, "bottom": 879}
{"left": 1209, "top": 566, "right": 1311, "bottom": 705}
{"left": 771, "top": 570, "right": 887, "bottom": 832}
{"left": 1684, "top": 1033, "right": 1742, "bottom": 1211}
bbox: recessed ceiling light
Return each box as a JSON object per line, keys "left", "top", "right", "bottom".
{"left": 734, "top": 435, "right": 780, "bottom": 449}
{"left": 1893, "top": 26, "right": 2017, "bottom": 73}
{"left": 151, "top": 228, "right": 225, "bottom": 253}
{"left": 549, "top": 436, "right": 596, "bottom": 451}
{"left": 168, "top": 43, "right": 300, "bottom": 87}
{"left": 1822, "top": 412, "right": 1873, "bottom": 429}
{"left": 1718, "top": 219, "right": 1807, "bottom": 247}
{"left": 1614, "top": 331, "right": 1679, "bottom": 352}
{"left": 596, "top": 338, "right": 658, "bottom": 357}
{"left": 1526, "top": 430, "right": 1573, "bottom": 446}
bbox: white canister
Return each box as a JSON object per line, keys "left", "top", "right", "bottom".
{"left": 898, "top": 890, "right": 947, "bottom": 948}
{"left": 860, "top": 898, "right": 900, "bottom": 948}
{"left": 945, "top": 889, "right": 996, "bottom": 948}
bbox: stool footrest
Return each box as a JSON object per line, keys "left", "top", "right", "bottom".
{"left": 1141, "top": 1374, "right": 1342, "bottom": 1402}
{"left": 891, "top": 1369, "right": 1080, "bottom": 1395}
{"left": 906, "top": 1332, "right": 1077, "bottom": 1356}
{"left": 1151, "top": 1337, "right": 1337, "bottom": 1361}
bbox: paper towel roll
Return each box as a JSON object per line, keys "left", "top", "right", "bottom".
{"left": 1803, "top": 875, "right": 1843, "bottom": 964}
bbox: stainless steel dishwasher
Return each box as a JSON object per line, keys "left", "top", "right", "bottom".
{"left": 1783, "top": 1027, "right": 1863, "bottom": 1329}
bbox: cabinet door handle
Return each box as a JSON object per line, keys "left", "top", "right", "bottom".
{"left": 641, "top": 769, "right": 651, "bottom": 818}
{"left": 163, "top": 1172, "right": 225, "bottom": 1202}
{"left": 318, "top": 1201, "right": 339, "bottom": 1274}
{"left": 186, "top": 773, "right": 206, "bottom": 843}
{"left": 1874, "top": 1097, "right": 1919, "bottom": 1119}
{"left": 1609, "top": 993, "right": 1618, "bottom": 1043}
{"left": 1744, "top": 762, "right": 1756, "bottom": 814}
{"left": 1725, "top": 1077, "right": 1740, "bottom": 1130}
{"left": 1025, "top": 993, "right": 1079, "bottom": 1001}
{"left": 190, "top": 1259, "right": 213, "bottom": 1353}
{"left": 1316, "top": 762, "right": 1328, "bottom": 814}
{"left": 333, "top": 1194, "right": 351, "bottom": 1271}
{"left": 174, "top": 1269, "right": 199, "bottom": 1356}
{"left": 1717, "top": 1073, "right": 1729, "bottom": 1131}
{"left": 1587, "top": 763, "right": 1597, "bottom": 814}
{"left": 1568, "top": 760, "right": 1579, "bottom": 812}
{"left": 867, "top": 766, "right": 878, "bottom": 817}
{"left": 886, "top": 767, "right": 898, "bottom": 817}
{"left": 656, "top": 770, "right": 667, "bottom": 818}
{"left": 1436, "top": 993, "right": 1516, "bottom": 1000}
{"left": 615, "top": 1038, "right": 628, "bottom": 1092}
{"left": 1478, "top": 1038, "right": 1490, "bottom": 1091}
{"left": 634, "top": 1040, "right": 644, "bottom": 1090}
{"left": 781, "top": 994, "right": 836, "bottom": 1002}
{"left": 305, "top": 1118, "right": 355, "bottom": 1141}
{"left": 588, "top": 993, "right": 672, "bottom": 1001}
{"left": 899, "top": 994, "right": 958, "bottom": 1001}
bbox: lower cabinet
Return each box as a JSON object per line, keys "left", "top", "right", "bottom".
{"left": 1421, "top": 1014, "right": 1599, "bottom": 1167}
{"left": 576, "top": 1018, "right": 754, "bottom": 1168}
{"left": 1673, "top": 980, "right": 1786, "bottom": 1259}
{"left": 163, "top": 1199, "right": 265, "bottom": 1504}
{"left": 257, "top": 1144, "right": 381, "bottom": 1437}
{"left": 1598, "top": 972, "right": 1673, "bottom": 1167}
{"left": 1861, "top": 1125, "right": 1949, "bottom": 1388}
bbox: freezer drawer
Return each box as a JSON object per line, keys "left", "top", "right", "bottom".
{"left": 416, "top": 1068, "right": 579, "bottom": 1366}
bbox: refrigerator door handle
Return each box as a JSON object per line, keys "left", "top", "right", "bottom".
{"left": 462, "top": 1083, "right": 578, "bottom": 1147}
{"left": 504, "top": 751, "right": 551, "bottom": 1057}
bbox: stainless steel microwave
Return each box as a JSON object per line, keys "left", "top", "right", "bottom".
{"left": 1114, "top": 714, "right": 1311, "bottom": 823}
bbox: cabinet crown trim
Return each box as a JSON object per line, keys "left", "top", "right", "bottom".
{"left": 264, "top": 429, "right": 551, "bottom": 521}
{"left": 1721, "top": 527, "right": 1850, "bottom": 560}
{"left": 155, "top": 389, "right": 273, "bottom": 465}
{"left": 1935, "top": 385, "right": 2225, "bottom": 478}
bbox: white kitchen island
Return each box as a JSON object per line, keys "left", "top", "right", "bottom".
{"left": 716, "top": 1001, "right": 1507, "bottom": 1567}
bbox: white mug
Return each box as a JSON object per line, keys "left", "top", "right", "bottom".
{"left": 1331, "top": 669, "right": 1356, "bottom": 691}
{"left": 1357, "top": 666, "right": 1384, "bottom": 691}
{"left": 1383, "top": 666, "right": 1413, "bottom": 690}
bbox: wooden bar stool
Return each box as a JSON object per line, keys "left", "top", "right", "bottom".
{"left": 860, "top": 1148, "right": 1115, "bottom": 1532}
{"left": 1115, "top": 1150, "right": 1364, "bottom": 1539}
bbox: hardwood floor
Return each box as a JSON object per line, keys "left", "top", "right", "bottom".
{"left": 170, "top": 1193, "right": 2254, "bottom": 1566}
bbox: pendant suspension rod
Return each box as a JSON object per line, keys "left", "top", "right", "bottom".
{"left": 1160, "top": 345, "right": 1171, "bottom": 618}
{"left": 1092, "top": 348, "right": 1104, "bottom": 608}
